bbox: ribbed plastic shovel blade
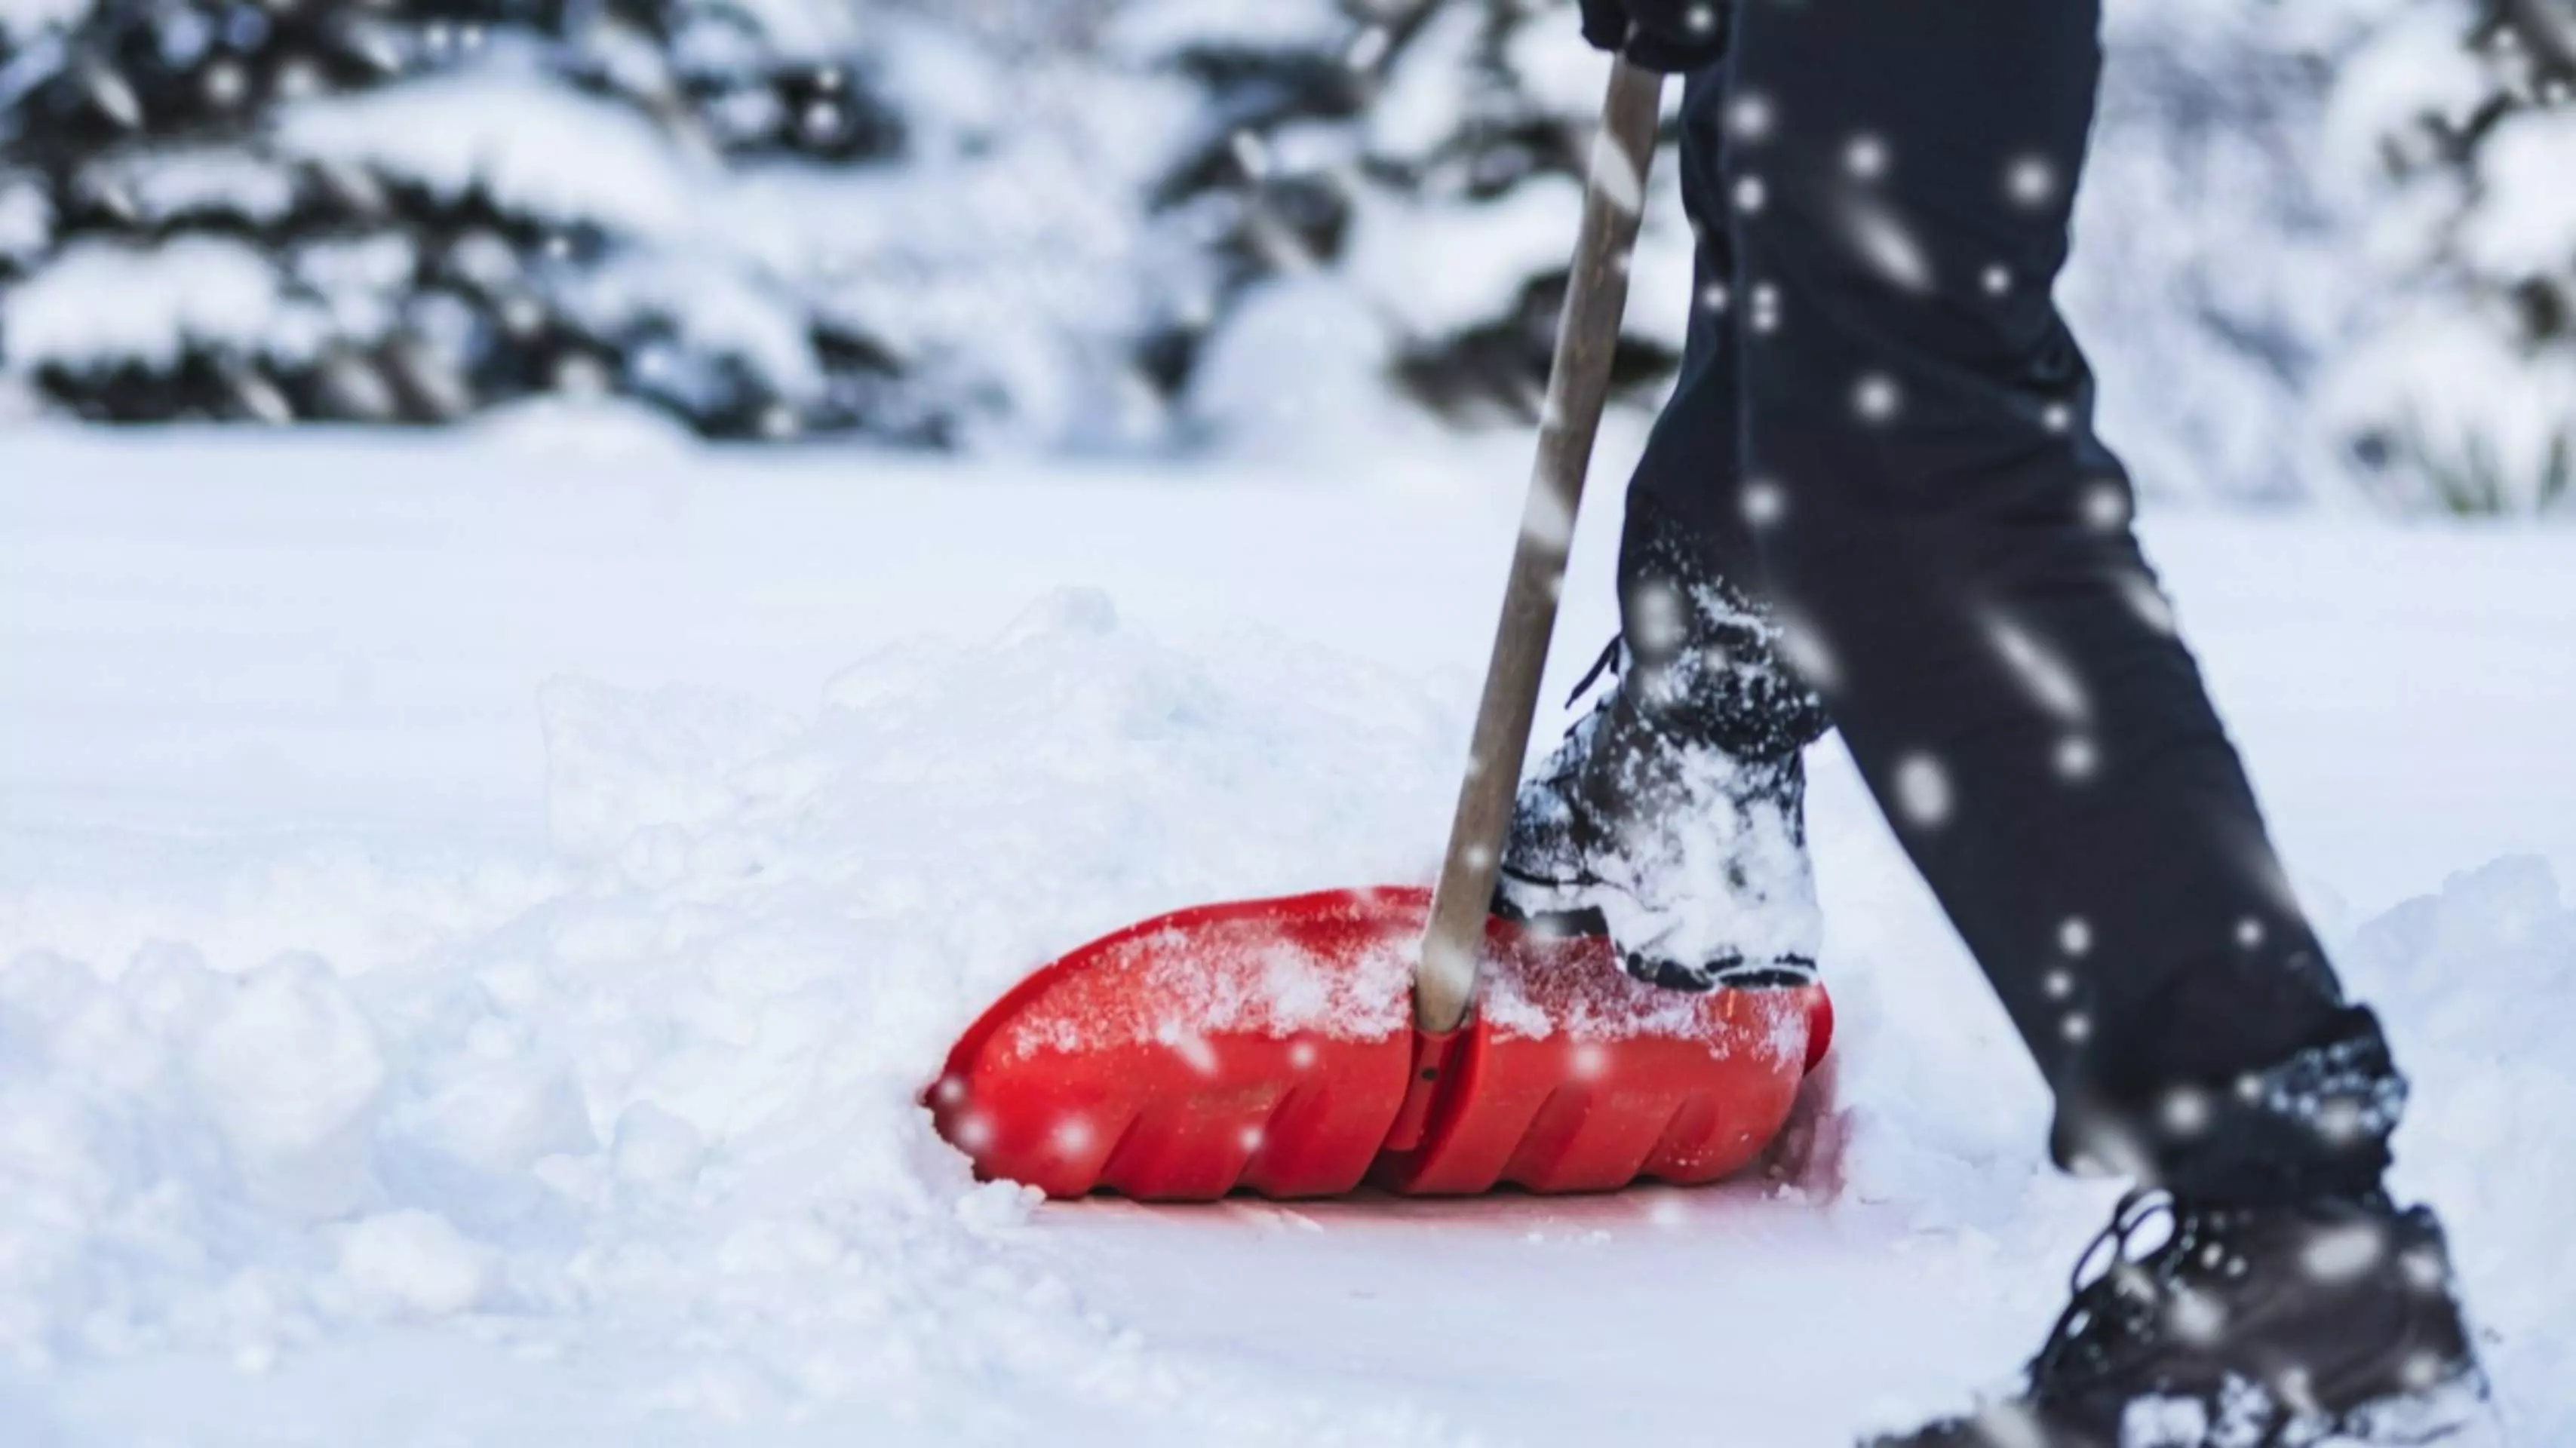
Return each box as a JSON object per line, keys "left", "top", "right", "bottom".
{"left": 928, "top": 887, "right": 1831, "bottom": 1201}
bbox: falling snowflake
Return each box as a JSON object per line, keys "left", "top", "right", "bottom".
{"left": 1986, "top": 614, "right": 2090, "bottom": 722}
{"left": 1776, "top": 611, "right": 1842, "bottom": 692}
{"left": 1733, "top": 176, "right": 1768, "bottom": 214}
{"left": 1981, "top": 265, "right": 2012, "bottom": 296}
{"left": 1155, "top": 1022, "right": 1220, "bottom": 1076}
{"left": 2399, "top": 1351, "right": 2450, "bottom": 1391}
{"left": 2059, "top": 916, "right": 2094, "bottom": 956}
{"left": 2300, "top": 1221, "right": 2389, "bottom": 1282}
{"left": 1852, "top": 373, "right": 1902, "bottom": 423}
{"left": 2163, "top": 1088, "right": 2213, "bottom": 1135}
{"left": 2166, "top": 1287, "right": 2228, "bottom": 1347}
{"left": 2056, "top": 735, "right": 2100, "bottom": 781}
{"left": 204, "top": 62, "right": 248, "bottom": 108}
{"left": 2005, "top": 155, "right": 2059, "bottom": 207}
{"left": 1519, "top": 473, "right": 1576, "bottom": 548}
{"left": 2080, "top": 481, "right": 2130, "bottom": 531}
{"left": 1893, "top": 751, "right": 1953, "bottom": 828}
{"left": 1844, "top": 133, "right": 1890, "bottom": 180}
{"left": 1729, "top": 94, "right": 1775, "bottom": 141}
{"left": 2118, "top": 573, "right": 2180, "bottom": 636}
{"left": 1749, "top": 281, "right": 1782, "bottom": 335}
{"left": 1843, "top": 196, "right": 1934, "bottom": 294}
{"left": 1630, "top": 579, "right": 1687, "bottom": 654}
{"left": 1742, "top": 479, "right": 1787, "bottom": 529}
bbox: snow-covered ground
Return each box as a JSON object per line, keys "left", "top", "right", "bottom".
{"left": 2, "top": 425, "right": 2571, "bottom": 1445}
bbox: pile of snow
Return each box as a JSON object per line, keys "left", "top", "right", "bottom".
{"left": 4, "top": 587, "right": 2570, "bottom": 1439}
{"left": 0, "top": 436, "right": 2570, "bottom": 1441}
{"left": 2354, "top": 855, "right": 2576, "bottom": 1413}
{"left": 0, "top": 587, "right": 1478, "bottom": 1437}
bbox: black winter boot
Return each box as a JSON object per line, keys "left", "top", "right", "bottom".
{"left": 1493, "top": 502, "right": 1831, "bottom": 989}
{"left": 1869, "top": 1190, "right": 2498, "bottom": 1448}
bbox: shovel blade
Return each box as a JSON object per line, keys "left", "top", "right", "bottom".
{"left": 929, "top": 888, "right": 1420, "bottom": 1200}
{"left": 929, "top": 888, "right": 1829, "bottom": 1201}
{"left": 1376, "top": 928, "right": 1828, "bottom": 1195}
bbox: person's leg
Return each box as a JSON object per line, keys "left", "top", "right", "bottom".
{"left": 1492, "top": 62, "right": 1834, "bottom": 988}
{"left": 1614, "top": 63, "right": 1831, "bottom": 770}
{"left": 1718, "top": 0, "right": 2396, "bottom": 1206}
{"left": 1626, "top": 67, "right": 1764, "bottom": 588}
{"left": 1693, "top": 9, "right": 2498, "bottom": 1440}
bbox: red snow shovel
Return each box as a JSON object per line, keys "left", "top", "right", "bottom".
{"left": 928, "top": 60, "right": 1831, "bottom": 1201}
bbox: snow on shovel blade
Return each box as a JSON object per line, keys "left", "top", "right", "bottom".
{"left": 927, "top": 887, "right": 1831, "bottom": 1201}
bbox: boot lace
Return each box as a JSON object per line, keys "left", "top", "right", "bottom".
{"left": 2026, "top": 1189, "right": 2200, "bottom": 1395}
{"left": 1564, "top": 635, "right": 1624, "bottom": 708}
{"left": 1521, "top": 637, "right": 1626, "bottom": 798}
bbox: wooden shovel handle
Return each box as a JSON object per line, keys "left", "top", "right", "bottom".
{"left": 1415, "top": 58, "right": 1666, "bottom": 1033}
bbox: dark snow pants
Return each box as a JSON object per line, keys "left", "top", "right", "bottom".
{"left": 1627, "top": 0, "right": 2403, "bottom": 1206}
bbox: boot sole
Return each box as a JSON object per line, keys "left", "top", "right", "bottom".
{"left": 1491, "top": 874, "right": 1816, "bottom": 990}
{"left": 2315, "top": 1367, "right": 2510, "bottom": 1446}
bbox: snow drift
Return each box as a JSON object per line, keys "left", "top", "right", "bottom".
{"left": 0, "top": 436, "right": 2570, "bottom": 1442}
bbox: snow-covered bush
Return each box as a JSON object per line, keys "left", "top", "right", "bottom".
{"left": 0, "top": 0, "right": 1685, "bottom": 447}
{"left": 3, "top": 0, "right": 2565, "bottom": 499}
{"left": 1161, "top": 0, "right": 2576, "bottom": 510}
{"left": 1128, "top": 0, "right": 1686, "bottom": 436}
{"left": 2317, "top": 0, "right": 2576, "bottom": 516}
{"left": 0, "top": 0, "right": 1173, "bottom": 441}
{"left": 2053, "top": 3, "right": 2380, "bottom": 508}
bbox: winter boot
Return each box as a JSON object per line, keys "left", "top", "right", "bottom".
{"left": 1493, "top": 502, "right": 1831, "bottom": 989}
{"left": 1868, "top": 1189, "right": 2498, "bottom": 1447}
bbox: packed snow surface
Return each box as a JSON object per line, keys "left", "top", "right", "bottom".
{"left": 2, "top": 428, "right": 2573, "bottom": 1444}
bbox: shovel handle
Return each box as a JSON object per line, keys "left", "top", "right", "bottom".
{"left": 1416, "top": 58, "right": 1666, "bottom": 1034}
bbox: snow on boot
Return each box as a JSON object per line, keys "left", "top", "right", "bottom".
{"left": 1867, "top": 1190, "right": 2498, "bottom": 1448}
{"left": 1493, "top": 508, "right": 1830, "bottom": 989}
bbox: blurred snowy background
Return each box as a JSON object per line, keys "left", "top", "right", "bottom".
{"left": 1, "top": 0, "right": 2570, "bottom": 515}
{"left": 5, "top": 6, "right": 2576, "bottom": 1443}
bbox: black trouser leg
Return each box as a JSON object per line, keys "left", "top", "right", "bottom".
{"left": 1629, "top": 0, "right": 2403, "bottom": 1206}
{"left": 1623, "top": 63, "right": 1761, "bottom": 593}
